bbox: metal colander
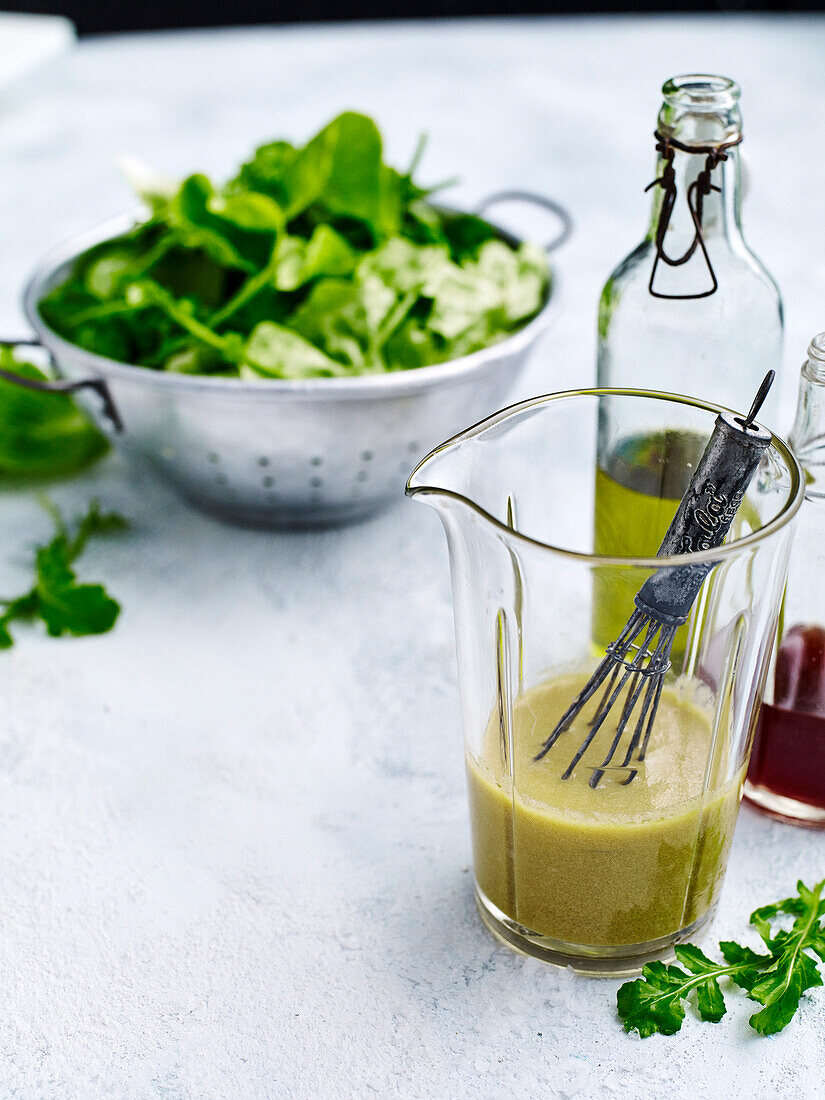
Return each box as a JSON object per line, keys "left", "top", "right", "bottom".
{"left": 5, "top": 193, "right": 570, "bottom": 527}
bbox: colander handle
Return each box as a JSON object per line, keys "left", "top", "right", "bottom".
{"left": 0, "top": 338, "right": 123, "bottom": 433}
{"left": 476, "top": 191, "right": 573, "bottom": 253}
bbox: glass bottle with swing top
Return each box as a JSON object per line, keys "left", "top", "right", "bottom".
{"left": 597, "top": 74, "right": 782, "bottom": 412}
{"left": 591, "top": 74, "right": 784, "bottom": 653}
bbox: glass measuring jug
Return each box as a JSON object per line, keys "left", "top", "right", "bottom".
{"left": 408, "top": 389, "right": 802, "bottom": 973}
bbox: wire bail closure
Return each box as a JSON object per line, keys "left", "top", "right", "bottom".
{"left": 646, "top": 129, "right": 743, "bottom": 300}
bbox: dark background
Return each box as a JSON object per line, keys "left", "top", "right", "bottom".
{"left": 8, "top": 0, "right": 825, "bottom": 35}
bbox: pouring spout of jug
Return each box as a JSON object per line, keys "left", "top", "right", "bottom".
{"left": 406, "top": 435, "right": 473, "bottom": 512}
{"left": 406, "top": 400, "right": 531, "bottom": 531}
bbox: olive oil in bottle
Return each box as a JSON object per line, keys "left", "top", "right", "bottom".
{"left": 592, "top": 430, "right": 705, "bottom": 663}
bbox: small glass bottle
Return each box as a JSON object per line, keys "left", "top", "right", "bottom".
{"left": 597, "top": 74, "right": 783, "bottom": 418}
{"left": 745, "top": 334, "right": 825, "bottom": 827}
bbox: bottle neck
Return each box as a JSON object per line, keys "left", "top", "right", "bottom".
{"left": 790, "top": 337, "right": 825, "bottom": 498}
{"left": 647, "top": 142, "right": 743, "bottom": 247}
{"left": 646, "top": 76, "right": 746, "bottom": 298}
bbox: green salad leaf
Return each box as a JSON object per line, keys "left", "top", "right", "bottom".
{"left": 0, "top": 347, "right": 108, "bottom": 480}
{"left": 617, "top": 879, "right": 825, "bottom": 1038}
{"left": 39, "top": 112, "right": 551, "bottom": 379}
{"left": 0, "top": 499, "right": 127, "bottom": 648}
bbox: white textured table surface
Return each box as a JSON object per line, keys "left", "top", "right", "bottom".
{"left": 1, "top": 17, "right": 824, "bottom": 1098}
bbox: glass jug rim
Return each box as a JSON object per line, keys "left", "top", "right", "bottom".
{"left": 407, "top": 386, "right": 804, "bottom": 568}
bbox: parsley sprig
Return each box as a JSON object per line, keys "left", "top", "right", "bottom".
{"left": 0, "top": 499, "right": 127, "bottom": 648}
{"left": 618, "top": 879, "right": 825, "bottom": 1037}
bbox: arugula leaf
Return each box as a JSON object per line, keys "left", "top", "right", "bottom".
{"left": 0, "top": 500, "right": 127, "bottom": 647}
{"left": 440, "top": 210, "right": 500, "bottom": 260}
{"left": 36, "top": 547, "right": 119, "bottom": 638}
{"left": 674, "top": 945, "right": 728, "bottom": 1022}
{"left": 207, "top": 190, "right": 284, "bottom": 233}
{"left": 616, "top": 961, "right": 690, "bottom": 1037}
{"left": 164, "top": 175, "right": 255, "bottom": 272}
{"left": 0, "top": 348, "right": 108, "bottom": 480}
{"left": 272, "top": 235, "right": 307, "bottom": 292}
{"left": 163, "top": 344, "right": 225, "bottom": 375}
{"left": 38, "top": 112, "right": 551, "bottom": 379}
{"left": 617, "top": 879, "right": 825, "bottom": 1038}
{"left": 232, "top": 140, "right": 298, "bottom": 207}
{"left": 739, "top": 880, "right": 825, "bottom": 1035}
{"left": 404, "top": 199, "right": 449, "bottom": 247}
{"left": 125, "top": 280, "right": 244, "bottom": 364}
{"left": 302, "top": 225, "right": 358, "bottom": 281}
{"left": 280, "top": 112, "right": 397, "bottom": 235}
{"left": 84, "top": 249, "right": 140, "bottom": 299}
{"left": 715, "top": 939, "right": 768, "bottom": 991}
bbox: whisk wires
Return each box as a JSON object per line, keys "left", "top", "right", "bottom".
{"left": 534, "top": 610, "right": 676, "bottom": 787}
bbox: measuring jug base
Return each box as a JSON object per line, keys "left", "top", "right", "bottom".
{"left": 475, "top": 884, "right": 717, "bottom": 977}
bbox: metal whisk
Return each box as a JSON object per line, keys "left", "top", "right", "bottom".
{"left": 535, "top": 372, "right": 776, "bottom": 788}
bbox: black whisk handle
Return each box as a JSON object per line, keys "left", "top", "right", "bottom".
{"left": 634, "top": 401, "right": 772, "bottom": 624}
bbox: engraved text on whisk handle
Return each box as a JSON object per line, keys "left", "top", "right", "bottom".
{"left": 689, "top": 484, "right": 746, "bottom": 550}
{"left": 634, "top": 411, "right": 772, "bottom": 624}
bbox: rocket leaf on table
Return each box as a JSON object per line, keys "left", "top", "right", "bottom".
{"left": 731, "top": 880, "right": 825, "bottom": 1035}
{"left": 617, "top": 879, "right": 825, "bottom": 1038}
{"left": 38, "top": 111, "right": 551, "bottom": 380}
{"left": 0, "top": 499, "right": 127, "bottom": 648}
